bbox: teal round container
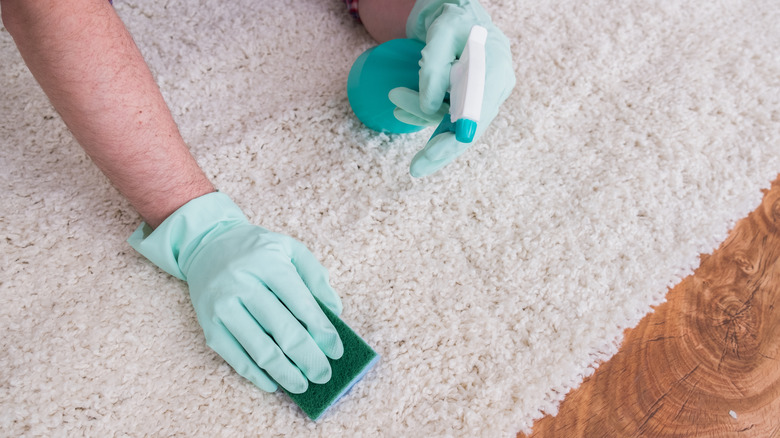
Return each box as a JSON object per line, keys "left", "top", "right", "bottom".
{"left": 347, "top": 38, "right": 426, "bottom": 134}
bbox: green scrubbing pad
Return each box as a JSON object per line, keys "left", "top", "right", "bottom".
{"left": 282, "top": 301, "right": 379, "bottom": 421}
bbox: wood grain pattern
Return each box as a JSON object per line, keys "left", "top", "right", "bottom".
{"left": 520, "top": 176, "right": 780, "bottom": 438}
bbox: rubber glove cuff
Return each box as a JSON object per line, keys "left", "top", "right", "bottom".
{"left": 127, "top": 192, "right": 243, "bottom": 281}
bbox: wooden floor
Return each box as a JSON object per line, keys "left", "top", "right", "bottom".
{"left": 519, "top": 175, "right": 780, "bottom": 438}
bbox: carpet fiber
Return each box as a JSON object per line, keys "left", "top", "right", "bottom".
{"left": 1, "top": 0, "right": 778, "bottom": 436}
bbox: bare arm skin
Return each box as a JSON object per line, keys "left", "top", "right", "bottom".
{"left": 1, "top": 0, "right": 214, "bottom": 228}
{"left": 0, "top": 0, "right": 413, "bottom": 227}
{"left": 359, "top": 0, "right": 416, "bottom": 43}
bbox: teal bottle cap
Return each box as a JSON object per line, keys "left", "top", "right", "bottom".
{"left": 454, "top": 118, "right": 478, "bottom": 143}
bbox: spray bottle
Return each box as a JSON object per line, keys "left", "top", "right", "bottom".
{"left": 347, "top": 25, "right": 487, "bottom": 143}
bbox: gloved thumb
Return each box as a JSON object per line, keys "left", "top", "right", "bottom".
{"left": 410, "top": 129, "right": 471, "bottom": 177}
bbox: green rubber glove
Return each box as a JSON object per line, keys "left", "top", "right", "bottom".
{"left": 389, "top": 86, "right": 450, "bottom": 127}
{"left": 394, "top": 0, "right": 516, "bottom": 177}
{"left": 127, "top": 192, "right": 343, "bottom": 394}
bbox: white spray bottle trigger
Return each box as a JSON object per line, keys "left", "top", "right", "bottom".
{"left": 449, "top": 25, "right": 487, "bottom": 143}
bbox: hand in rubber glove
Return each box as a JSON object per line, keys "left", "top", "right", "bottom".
{"left": 393, "top": 0, "right": 516, "bottom": 177}
{"left": 128, "top": 192, "right": 343, "bottom": 394}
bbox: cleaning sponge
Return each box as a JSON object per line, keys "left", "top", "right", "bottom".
{"left": 282, "top": 301, "right": 379, "bottom": 420}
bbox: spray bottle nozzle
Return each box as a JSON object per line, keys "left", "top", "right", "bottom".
{"left": 449, "top": 25, "right": 487, "bottom": 143}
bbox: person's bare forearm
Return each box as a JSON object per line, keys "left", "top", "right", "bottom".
{"left": 2, "top": 0, "right": 214, "bottom": 228}
{"left": 358, "top": 0, "right": 416, "bottom": 43}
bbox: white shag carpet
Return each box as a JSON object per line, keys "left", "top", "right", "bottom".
{"left": 1, "top": 0, "right": 779, "bottom": 436}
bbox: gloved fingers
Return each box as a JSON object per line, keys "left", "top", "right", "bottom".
{"left": 418, "top": 27, "right": 458, "bottom": 114}
{"left": 219, "top": 307, "right": 310, "bottom": 393}
{"left": 418, "top": 14, "right": 470, "bottom": 114}
{"left": 263, "top": 262, "right": 344, "bottom": 361}
{"left": 204, "top": 328, "right": 280, "bottom": 393}
{"left": 393, "top": 108, "right": 435, "bottom": 127}
{"left": 230, "top": 291, "right": 331, "bottom": 388}
{"left": 289, "top": 240, "right": 343, "bottom": 317}
{"left": 388, "top": 87, "right": 449, "bottom": 126}
{"left": 410, "top": 130, "right": 472, "bottom": 178}
{"left": 387, "top": 87, "right": 421, "bottom": 112}
{"left": 241, "top": 292, "right": 334, "bottom": 386}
